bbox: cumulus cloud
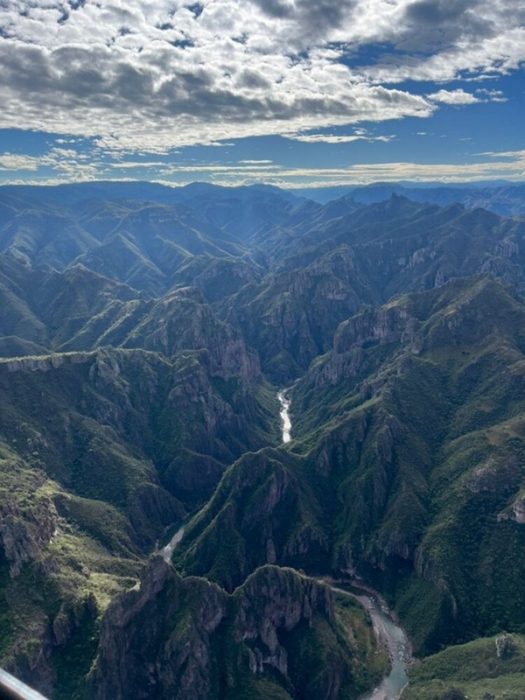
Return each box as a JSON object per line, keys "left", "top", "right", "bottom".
{"left": 428, "top": 87, "right": 509, "bottom": 105}
{"left": 249, "top": 0, "right": 358, "bottom": 46}
{"left": 357, "top": 0, "right": 525, "bottom": 84}
{"left": 0, "top": 154, "right": 41, "bottom": 171}
{"left": 399, "top": 0, "right": 494, "bottom": 51}
{"left": 289, "top": 131, "right": 394, "bottom": 143}
{"left": 0, "top": 0, "right": 522, "bottom": 155}
{"left": 428, "top": 89, "right": 480, "bottom": 105}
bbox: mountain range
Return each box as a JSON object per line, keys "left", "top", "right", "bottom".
{"left": 1, "top": 181, "right": 525, "bottom": 700}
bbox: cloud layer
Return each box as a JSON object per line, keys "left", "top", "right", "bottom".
{"left": 0, "top": 0, "right": 523, "bottom": 153}
{"left": 3, "top": 145, "right": 525, "bottom": 189}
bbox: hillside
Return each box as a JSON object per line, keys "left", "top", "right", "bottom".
{"left": 1, "top": 182, "right": 525, "bottom": 699}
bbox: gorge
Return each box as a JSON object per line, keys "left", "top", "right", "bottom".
{"left": 2, "top": 181, "right": 525, "bottom": 699}
{"left": 277, "top": 390, "right": 293, "bottom": 444}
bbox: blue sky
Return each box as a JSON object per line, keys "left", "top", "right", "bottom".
{"left": 0, "top": 0, "right": 524, "bottom": 188}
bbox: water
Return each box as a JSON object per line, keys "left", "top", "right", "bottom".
{"left": 159, "top": 397, "right": 410, "bottom": 699}
{"left": 161, "top": 525, "right": 185, "bottom": 563}
{"left": 360, "top": 598, "right": 410, "bottom": 700}
{"left": 277, "top": 390, "right": 292, "bottom": 443}
{"left": 331, "top": 583, "right": 411, "bottom": 700}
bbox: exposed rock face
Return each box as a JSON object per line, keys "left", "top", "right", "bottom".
{"left": 175, "top": 449, "right": 330, "bottom": 591}
{"left": 334, "top": 306, "right": 416, "bottom": 354}
{"left": 311, "top": 305, "right": 418, "bottom": 388}
{"left": 511, "top": 496, "right": 525, "bottom": 524}
{"left": 175, "top": 275, "right": 525, "bottom": 659}
{"left": 226, "top": 247, "right": 372, "bottom": 382}
{"left": 0, "top": 345, "right": 273, "bottom": 521}
{"left": 495, "top": 634, "right": 517, "bottom": 659}
{"left": 0, "top": 491, "right": 58, "bottom": 577}
{"left": 0, "top": 336, "right": 274, "bottom": 697}
{"left": 92, "top": 561, "right": 341, "bottom": 700}
{"left": 1, "top": 351, "right": 91, "bottom": 374}
{"left": 92, "top": 558, "right": 226, "bottom": 700}
{"left": 121, "top": 287, "right": 260, "bottom": 385}
{"left": 52, "top": 595, "right": 98, "bottom": 646}
{"left": 234, "top": 566, "right": 333, "bottom": 678}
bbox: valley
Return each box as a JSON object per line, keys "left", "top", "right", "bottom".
{"left": 330, "top": 582, "right": 411, "bottom": 700}
{"left": 1, "top": 181, "right": 525, "bottom": 699}
{"left": 277, "top": 390, "right": 293, "bottom": 444}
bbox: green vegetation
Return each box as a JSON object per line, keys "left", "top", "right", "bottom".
{"left": 402, "top": 634, "right": 525, "bottom": 700}
{"left": 90, "top": 563, "right": 387, "bottom": 700}
{"left": 3, "top": 185, "right": 525, "bottom": 698}
{"left": 176, "top": 276, "right": 525, "bottom": 659}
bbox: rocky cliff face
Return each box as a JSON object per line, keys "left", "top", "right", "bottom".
{"left": 92, "top": 558, "right": 226, "bottom": 700}
{"left": 0, "top": 340, "right": 275, "bottom": 697}
{"left": 0, "top": 495, "right": 57, "bottom": 578}
{"left": 225, "top": 246, "right": 375, "bottom": 382}
{"left": 118, "top": 286, "right": 260, "bottom": 386}
{"left": 176, "top": 276, "right": 525, "bottom": 656}
{"left": 91, "top": 561, "right": 362, "bottom": 700}
{"left": 233, "top": 565, "right": 334, "bottom": 678}
{"left": 174, "top": 449, "right": 329, "bottom": 591}
{"left": 0, "top": 345, "right": 273, "bottom": 518}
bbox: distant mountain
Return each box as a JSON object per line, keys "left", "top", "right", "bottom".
{"left": 294, "top": 182, "right": 525, "bottom": 218}
{"left": 224, "top": 195, "right": 525, "bottom": 381}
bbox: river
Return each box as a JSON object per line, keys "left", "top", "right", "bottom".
{"left": 329, "top": 580, "right": 411, "bottom": 700}
{"left": 160, "top": 392, "right": 412, "bottom": 699}
{"left": 277, "top": 389, "right": 292, "bottom": 443}
{"left": 277, "top": 386, "right": 411, "bottom": 698}
{"left": 161, "top": 525, "right": 185, "bottom": 563}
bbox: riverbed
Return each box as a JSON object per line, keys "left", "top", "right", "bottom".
{"left": 330, "top": 581, "right": 411, "bottom": 700}
{"left": 277, "top": 389, "right": 292, "bottom": 443}
{"left": 161, "top": 525, "right": 185, "bottom": 563}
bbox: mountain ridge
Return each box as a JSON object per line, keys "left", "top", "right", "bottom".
{"left": 2, "top": 182, "right": 525, "bottom": 699}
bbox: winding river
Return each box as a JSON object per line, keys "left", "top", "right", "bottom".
{"left": 161, "top": 525, "right": 185, "bottom": 563}
{"left": 160, "top": 391, "right": 412, "bottom": 699}
{"left": 278, "top": 387, "right": 411, "bottom": 699}
{"left": 277, "top": 389, "right": 292, "bottom": 443}
{"left": 329, "top": 581, "right": 411, "bottom": 700}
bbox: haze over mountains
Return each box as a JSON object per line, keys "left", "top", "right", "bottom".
{"left": 2, "top": 181, "right": 525, "bottom": 699}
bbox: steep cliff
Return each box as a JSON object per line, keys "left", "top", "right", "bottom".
{"left": 91, "top": 560, "right": 385, "bottom": 700}
{"left": 176, "top": 277, "right": 525, "bottom": 655}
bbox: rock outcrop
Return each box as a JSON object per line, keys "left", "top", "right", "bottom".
{"left": 91, "top": 561, "right": 353, "bottom": 700}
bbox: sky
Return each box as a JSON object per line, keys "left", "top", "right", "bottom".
{"left": 0, "top": 0, "right": 524, "bottom": 189}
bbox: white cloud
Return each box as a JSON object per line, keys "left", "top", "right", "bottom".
{"left": 428, "top": 87, "right": 510, "bottom": 105}
{"left": 0, "top": 1, "right": 521, "bottom": 155}
{"left": 476, "top": 88, "right": 508, "bottom": 102}
{"left": 288, "top": 132, "right": 394, "bottom": 143}
{"left": 0, "top": 154, "right": 41, "bottom": 171}
{"left": 238, "top": 159, "right": 274, "bottom": 164}
{"left": 0, "top": 146, "right": 101, "bottom": 178}
{"left": 477, "top": 149, "right": 525, "bottom": 159}
{"left": 3, "top": 150, "right": 525, "bottom": 188}
{"left": 155, "top": 152, "right": 525, "bottom": 185}
{"left": 428, "top": 89, "right": 480, "bottom": 105}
